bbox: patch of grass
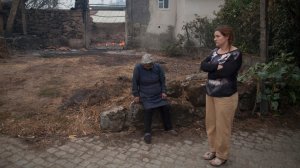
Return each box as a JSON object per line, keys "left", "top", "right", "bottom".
{"left": 0, "top": 100, "right": 4, "bottom": 107}
{"left": 48, "top": 77, "right": 64, "bottom": 85}
{"left": 16, "top": 111, "right": 38, "bottom": 120}
{"left": 0, "top": 112, "right": 11, "bottom": 120}
{"left": 38, "top": 87, "right": 61, "bottom": 98}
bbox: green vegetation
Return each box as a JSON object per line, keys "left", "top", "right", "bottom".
{"left": 164, "top": 0, "right": 300, "bottom": 62}
{"left": 163, "top": 0, "right": 300, "bottom": 113}
{"left": 38, "top": 87, "right": 61, "bottom": 98}
{"left": 239, "top": 53, "right": 300, "bottom": 114}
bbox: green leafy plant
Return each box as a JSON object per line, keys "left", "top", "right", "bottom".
{"left": 182, "top": 16, "right": 216, "bottom": 49}
{"left": 214, "top": 0, "right": 260, "bottom": 54}
{"left": 161, "top": 26, "right": 185, "bottom": 57}
{"left": 239, "top": 53, "right": 300, "bottom": 114}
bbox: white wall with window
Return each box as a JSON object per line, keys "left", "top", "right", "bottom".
{"left": 158, "top": 0, "right": 169, "bottom": 9}
{"left": 175, "top": 0, "right": 224, "bottom": 35}
{"left": 146, "top": 0, "right": 224, "bottom": 36}
{"left": 147, "top": 0, "right": 176, "bottom": 34}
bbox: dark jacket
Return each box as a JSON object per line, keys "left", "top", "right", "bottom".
{"left": 200, "top": 48, "right": 242, "bottom": 97}
{"left": 132, "top": 63, "right": 168, "bottom": 109}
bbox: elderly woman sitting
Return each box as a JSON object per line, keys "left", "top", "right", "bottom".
{"left": 132, "top": 54, "right": 177, "bottom": 144}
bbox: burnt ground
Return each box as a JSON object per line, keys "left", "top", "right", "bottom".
{"left": 0, "top": 50, "right": 299, "bottom": 149}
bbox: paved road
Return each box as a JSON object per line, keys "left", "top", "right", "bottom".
{"left": 1, "top": 127, "right": 300, "bottom": 168}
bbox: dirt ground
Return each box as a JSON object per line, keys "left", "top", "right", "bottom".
{"left": 0, "top": 50, "right": 299, "bottom": 148}
{"left": 0, "top": 50, "right": 203, "bottom": 146}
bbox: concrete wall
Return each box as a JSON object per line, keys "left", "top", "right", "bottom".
{"left": 175, "top": 0, "right": 224, "bottom": 35}
{"left": 146, "top": 0, "right": 177, "bottom": 34}
{"left": 126, "top": 0, "right": 224, "bottom": 50}
{"left": 147, "top": 0, "right": 223, "bottom": 35}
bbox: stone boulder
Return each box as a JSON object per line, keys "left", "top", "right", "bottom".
{"left": 167, "top": 80, "right": 183, "bottom": 98}
{"left": 194, "top": 106, "right": 206, "bottom": 119}
{"left": 127, "top": 99, "right": 196, "bottom": 129}
{"left": 100, "top": 106, "right": 127, "bottom": 132}
{"left": 169, "top": 100, "right": 195, "bottom": 127}
{"left": 185, "top": 73, "right": 207, "bottom": 81}
{"left": 184, "top": 80, "right": 206, "bottom": 107}
{"left": 98, "top": 76, "right": 257, "bottom": 132}
{"left": 127, "top": 102, "right": 144, "bottom": 127}
{"left": 236, "top": 83, "right": 257, "bottom": 118}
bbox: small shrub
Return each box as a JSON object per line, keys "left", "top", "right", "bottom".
{"left": 239, "top": 52, "right": 300, "bottom": 114}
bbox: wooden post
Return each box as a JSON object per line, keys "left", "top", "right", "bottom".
{"left": 260, "top": 0, "right": 269, "bottom": 114}
{"left": 6, "top": 0, "right": 21, "bottom": 34}
{"left": 0, "top": 0, "right": 4, "bottom": 35}
{"left": 20, "top": 0, "right": 27, "bottom": 35}
{"left": 83, "top": 0, "right": 89, "bottom": 48}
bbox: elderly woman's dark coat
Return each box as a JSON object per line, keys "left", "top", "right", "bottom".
{"left": 132, "top": 63, "right": 168, "bottom": 110}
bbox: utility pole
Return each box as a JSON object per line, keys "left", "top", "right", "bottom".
{"left": 83, "top": 0, "right": 89, "bottom": 48}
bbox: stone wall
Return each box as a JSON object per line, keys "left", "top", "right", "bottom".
{"left": 100, "top": 73, "right": 257, "bottom": 132}
{"left": 14, "top": 9, "right": 85, "bottom": 48}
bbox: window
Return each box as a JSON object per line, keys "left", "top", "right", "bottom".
{"left": 159, "top": 0, "right": 169, "bottom": 9}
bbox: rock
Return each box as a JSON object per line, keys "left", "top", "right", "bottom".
{"left": 194, "top": 107, "right": 205, "bottom": 119}
{"left": 184, "top": 80, "right": 206, "bottom": 107}
{"left": 167, "top": 80, "right": 183, "bottom": 98}
{"left": 127, "top": 102, "right": 143, "bottom": 127}
{"left": 98, "top": 80, "right": 257, "bottom": 132}
{"left": 100, "top": 106, "right": 127, "bottom": 132}
{"left": 185, "top": 73, "right": 207, "bottom": 81}
{"left": 170, "top": 100, "right": 195, "bottom": 127}
{"left": 238, "top": 83, "right": 256, "bottom": 111}
{"left": 127, "top": 100, "right": 196, "bottom": 128}
{"left": 236, "top": 82, "right": 257, "bottom": 118}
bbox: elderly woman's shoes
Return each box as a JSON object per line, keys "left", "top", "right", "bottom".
{"left": 144, "top": 133, "right": 151, "bottom": 144}
{"left": 166, "top": 129, "right": 178, "bottom": 136}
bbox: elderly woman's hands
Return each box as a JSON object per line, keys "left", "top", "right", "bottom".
{"left": 161, "top": 93, "right": 167, "bottom": 99}
{"left": 133, "top": 96, "right": 140, "bottom": 103}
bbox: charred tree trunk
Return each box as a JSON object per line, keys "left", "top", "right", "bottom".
{"left": 0, "top": 0, "right": 3, "bottom": 35}
{"left": 6, "top": 0, "right": 20, "bottom": 34}
{"left": 0, "top": 37, "right": 9, "bottom": 58}
{"left": 20, "top": 0, "right": 26, "bottom": 35}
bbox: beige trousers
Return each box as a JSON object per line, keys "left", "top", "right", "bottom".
{"left": 205, "top": 92, "right": 238, "bottom": 160}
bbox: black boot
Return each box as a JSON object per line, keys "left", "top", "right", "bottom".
{"left": 144, "top": 133, "right": 151, "bottom": 144}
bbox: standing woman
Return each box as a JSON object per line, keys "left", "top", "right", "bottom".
{"left": 200, "top": 25, "right": 242, "bottom": 166}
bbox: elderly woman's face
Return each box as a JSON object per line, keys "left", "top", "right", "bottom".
{"left": 143, "top": 63, "right": 153, "bottom": 70}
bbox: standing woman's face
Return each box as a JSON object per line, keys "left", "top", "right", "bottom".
{"left": 214, "top": 31, "right": 229, "bottom": 48}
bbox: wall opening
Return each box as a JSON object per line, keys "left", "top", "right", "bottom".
{"left": 88, "top": 0, "right": 126, "bottom": 49}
